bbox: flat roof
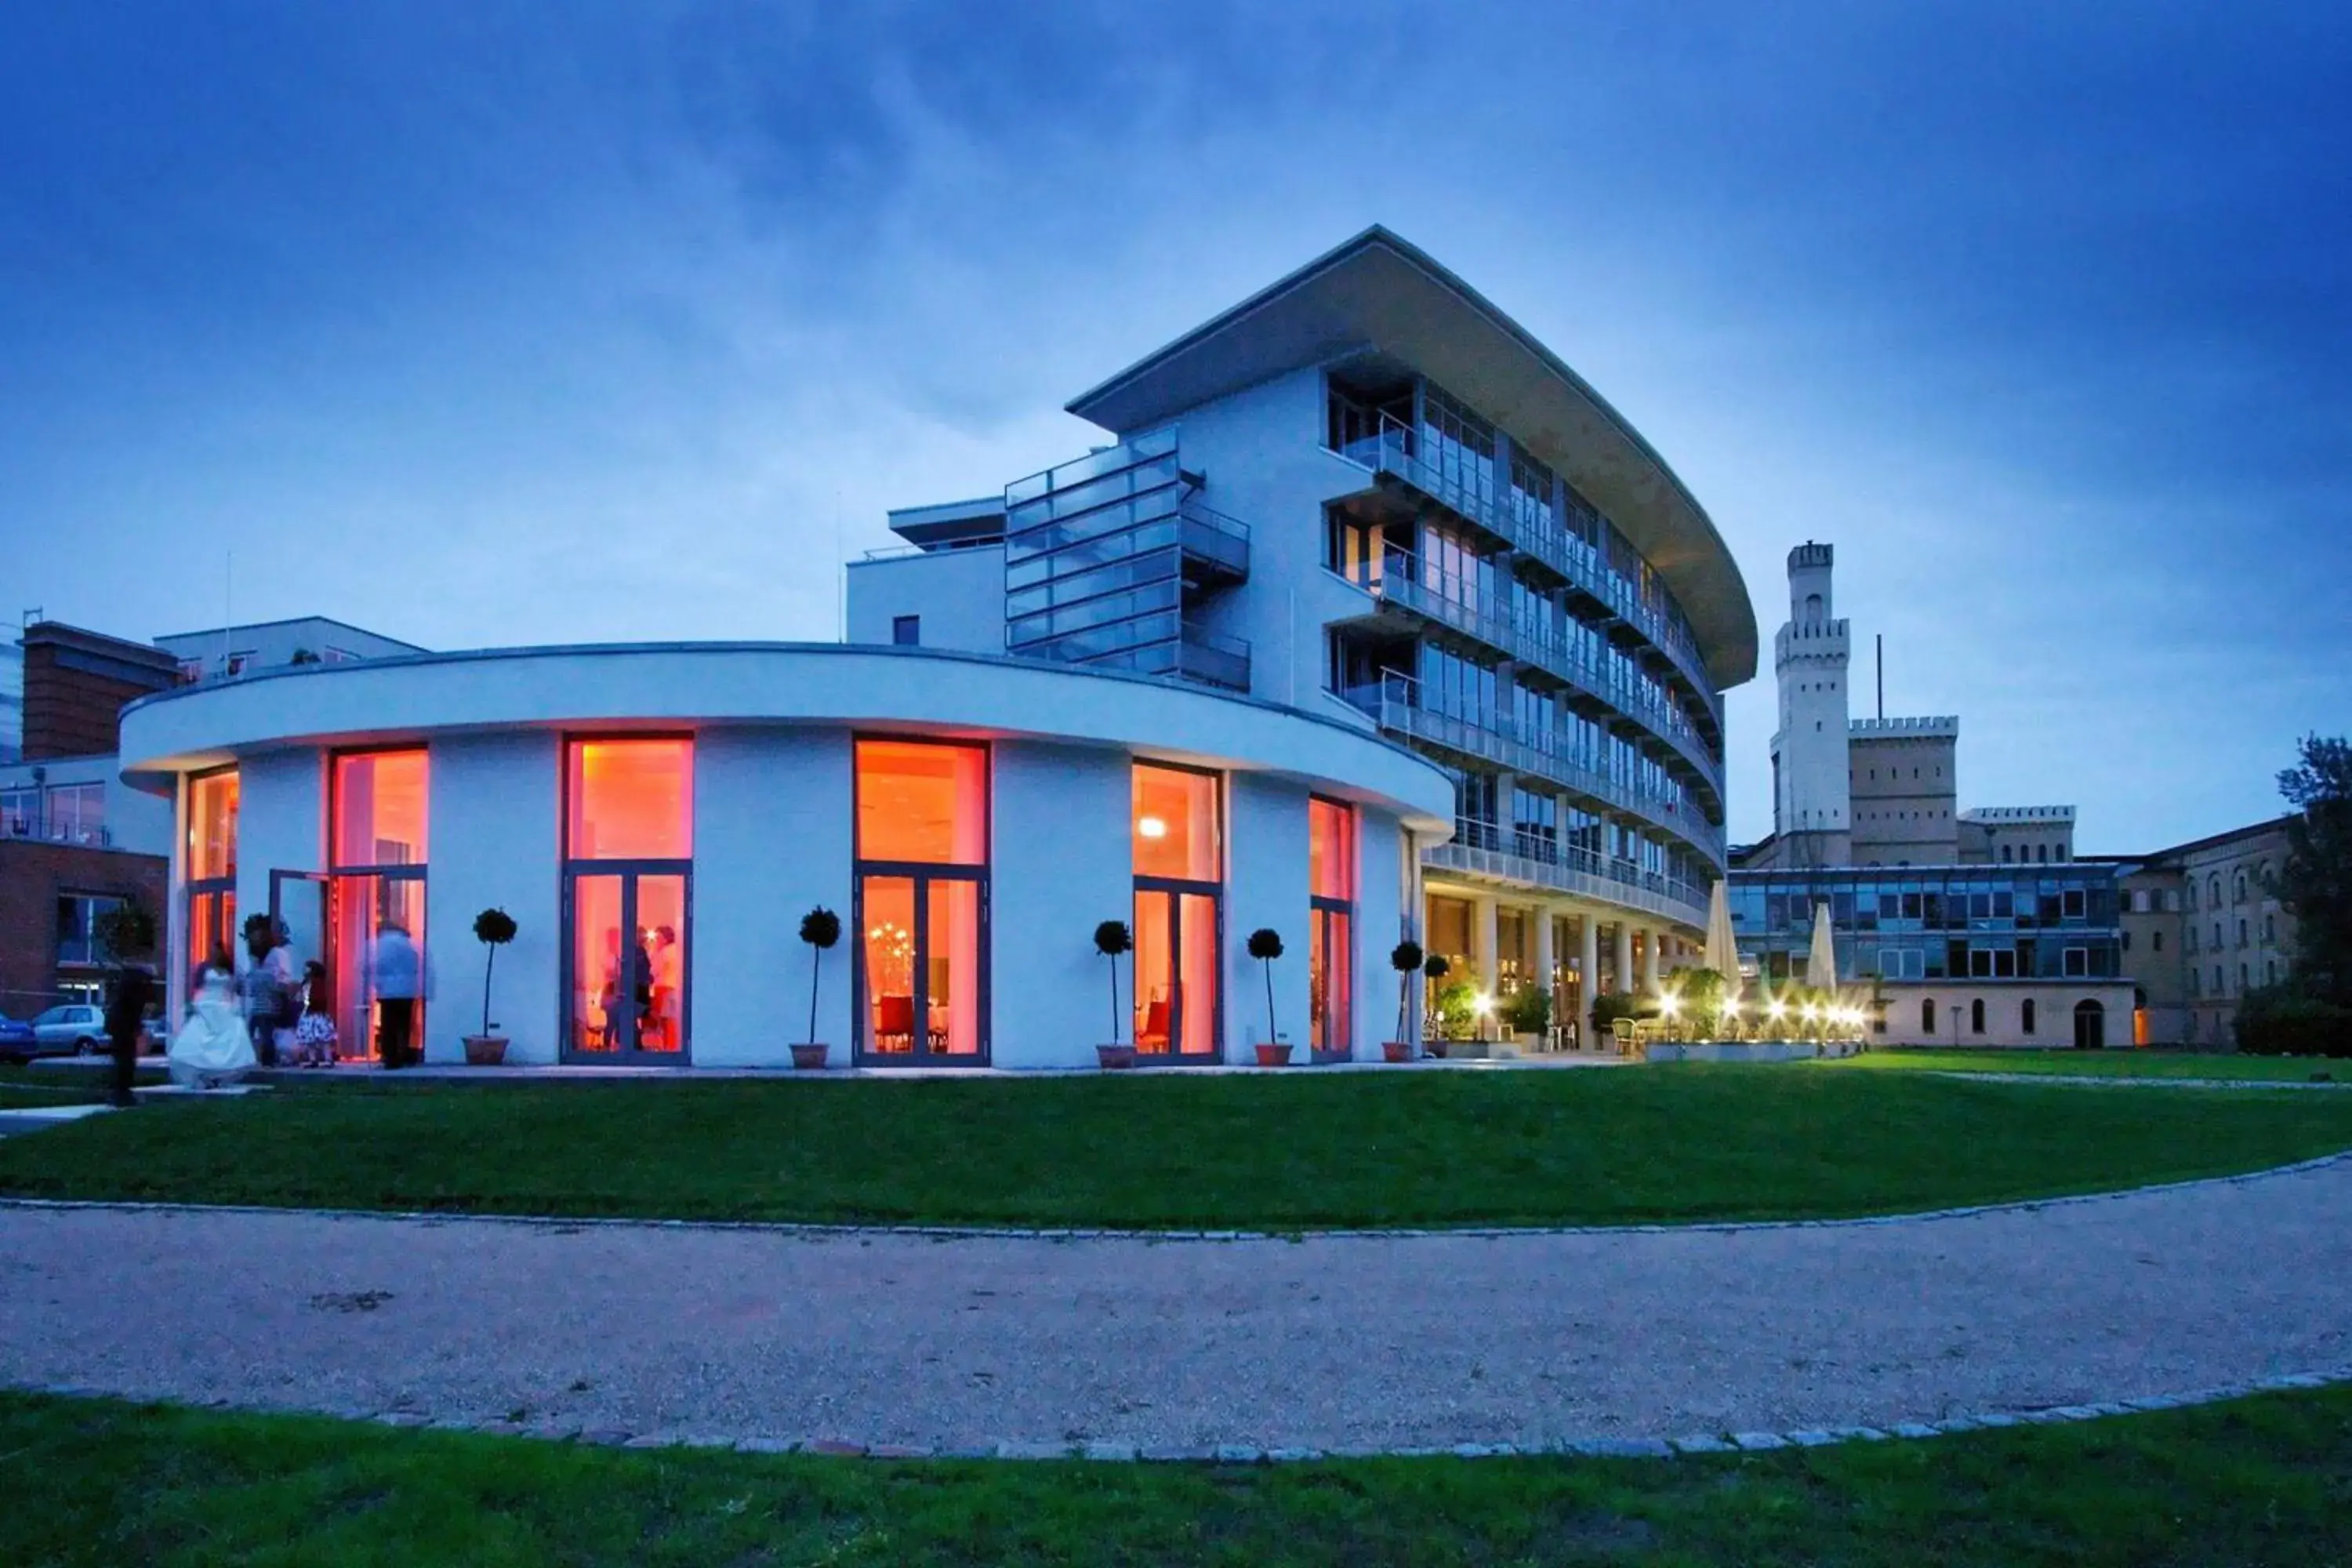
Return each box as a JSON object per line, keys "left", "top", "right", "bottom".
{"left": 150, "top": 615, "right": 426, "bottom": 652}
{"left": 1064, "top": 226, "right": 1759, "bottom": 688}
{"left": 884, "top": 496, "right": 1007, "bottom": 550}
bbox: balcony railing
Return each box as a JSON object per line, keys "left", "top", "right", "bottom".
{"left": 1422, "top": 837, "right": 1711, "bottom": 930}
{"left": 0, "top": 814, "right": 112, "bottom": 849}
{"left": 1336, "top": 546, "right": 1722, "bottom": 801}
{"left": 1175, "top": 622, "right": 1251, "bottom": 692}
{"left": 1336, "top": 412, "right": 1722, "bottom": 726}
{"left": 1338, "top": 673, "right": 1722, "bottom": 860}
{"left": 1177, "top": 499, "right": 1250, "bottom": 582}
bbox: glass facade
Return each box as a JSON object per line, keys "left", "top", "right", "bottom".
{"left": 1729, "top": 863, "right": 2125, "bottom": 984}
{"left": 1308, "top": 797, "right": 1356, "bottom": 1060}
{"left": 330, "top": 750, "right": 429, "bottom": 1064}
{"left": 186, "top": 768, "right": 239, "bottom": 976}
{"left": 1131, "top": 764, "right": 1220, "bottom": 1060}
{"left": 1004, "top": 429, "right": 1250, "bottom": 690}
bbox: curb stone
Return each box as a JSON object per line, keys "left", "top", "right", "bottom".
{"left": 6, "top": 1363, "right": 2350, "bottom": 1464}
{"left": 3, "top": 1148, "right": 2345, "bottom": 1243}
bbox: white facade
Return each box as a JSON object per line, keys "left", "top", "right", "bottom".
{"left": 844, "top": 544, "right": 1005, "bottom": 655}
{"left": 154, "top": 616, "right": 426, "bottom": 683}
{"left": 121, "top": 643, "right": 1452, "bottom": 1069}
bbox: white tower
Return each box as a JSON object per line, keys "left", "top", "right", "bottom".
{"left": 1770, "top": 541, "right": 1852, "bottom": 866}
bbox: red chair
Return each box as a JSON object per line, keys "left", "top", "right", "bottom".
{"left": 1139, "top": 999, "right": 1171, "bottom": 1054}
{"left": 876, "top": 993, "right": 916, "bottom": 1053}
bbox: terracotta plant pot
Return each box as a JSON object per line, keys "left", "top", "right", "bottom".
{"left": 1096, "top": 1044, "right": 1137, "bottom": 1070}
{"left": 1254, "top": 1042, "right": 1292, "bottom": 1067}
{"left": 1382, "top": 1040, "right": 1414, "bottom": 1062}
{"left": 461, "top": 1034, "right": 507, "bottom": 1066}
{"left": 1424, "top": 1040, "right": 1449, "bottom": 1059}
{"left": 790, "top": 1043, "right": 829, "bottom": 1071}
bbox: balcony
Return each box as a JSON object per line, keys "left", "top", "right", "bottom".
{"left": 1422, "top": 837, "right": 1711, "bottom": 931}
{"left": 0, "top": 813, "right": 112, "bottom": 849}
{"left": 1335, "top": 413, "right": 1722, "bottom": 731}
{"left": 1338, "top": 673, "right": 1723, "bottom": 862}
{"left": 1174, "top": 622, "right": 1251, "bottom": 693}
{"left": 1178, "top": 499, "right": 1250, "bottom": 585}
{"left": 1333, "top": 547, "right": 1723, "bottom": 807}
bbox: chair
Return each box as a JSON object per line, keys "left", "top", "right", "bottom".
{"left": 1138, "top": 999, "right": 1171, "bottom": 1054}
{"left": 876, "top": 994, "right": 916, "bottom": 1053}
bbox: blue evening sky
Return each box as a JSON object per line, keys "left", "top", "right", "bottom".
{"left": 4, "top": 2, "right": 2346, "bottom": 851}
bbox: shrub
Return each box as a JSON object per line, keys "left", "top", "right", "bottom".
{"left": 2234, "top": 985, "right": 2352, "bottom": 1057}
{"left": 1504, "top": 985, "right": 1552, "bottom": 1035}
{"left": 1590, "top": 991, "right": 1642, "bottom": 1036}
{"left": 1431, "top": 977, "right": 1481, "bottom": 1040}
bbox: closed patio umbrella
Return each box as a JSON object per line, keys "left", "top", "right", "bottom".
{"left": 1704, "top": 880, "right": 1743, "bottom": 1014}
{"left": 1804, "top": 902, "right": 1838, "bottom": 990}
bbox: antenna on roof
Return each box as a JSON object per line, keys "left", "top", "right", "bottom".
{"left": 20, "top": 607, "right": 39, "bottom": 630}
{"left": 1875, "top": 633, "right": 1884, "bottom": 721}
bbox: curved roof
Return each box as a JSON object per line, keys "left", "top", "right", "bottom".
{"left": 1066, "top": 227, "right": 1759, "bottom": 689}
{"left": 114, "top": 641, "right": 1457, "bottom": 836}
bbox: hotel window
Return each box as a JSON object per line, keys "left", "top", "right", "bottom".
{"left": 2022, "top": 998, "right": 2037, "bottom": 1033}
{"left": 1308, "top": 797, "right": 1356, "bottom": 1061}
{"left": 1920, "top": 1000, "right": 1936, "bottom": 1034}
{"left": 563, "top": 739, "right": 693, "bottom": 1062}
{"left": 2240, "top": 963, "right": 2250, "bottom": 990}
{"left": 2263, "top": 915, "right": 2275, "bottom": 944}
{"left": 1131, "top": 764, "right": 1221, "bottom": 1061}
{"left": 42, "top": 783, "right": 105, "bottom": 845}
{"left": 855, "top": 739, "right": 989, "bottom": 1064}
{"left": 186, "top": 768, "right": 240, "bottom": 975}
{"left": 2063, "top": 947, "right": 2088, "bottom": 978}
{"left": 2153, "top": 929, "right": 2163, "bottom": 952}
{"left": 329, "top": 750, "right": 430, "bottom": 1065}
{"left": 55, "top": 893, "right": 126, "bottom": 967}
{"left": 1970, "top": 998, "right": 1985, "bottom": 1034}
{"left": 892, "top": 615, "right": 920, "bottom": 646}
{"left": 2238, "top": 919, "right": 2249, "bottom": 948}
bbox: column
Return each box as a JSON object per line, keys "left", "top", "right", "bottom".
{"left": 1472, "top": 894, "right": 1498, "bottom": 991}
{"left": 1642, "top": 927, "right": 1660, "bottom": 993}
{"left": 1578, "top": 915, "right": 1599, "bottom": 1046}
{"left": 1534, "top": 903, "right": 1556, "bottom": 1048}
{"left": 1614, "top": 922, "right": 1634, "bottom": 1000}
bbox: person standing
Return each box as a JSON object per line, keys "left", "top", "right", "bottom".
{"left": 238, "top": 915, "right": 298, "bottom": 1069}
{"left": 103, "top": 959, "right": 158, "bottom": 1109}
{"left": 368, "top": 922, "right": 423, "bottom": 1069}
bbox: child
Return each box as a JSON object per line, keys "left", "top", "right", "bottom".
{"left": 293, "top": 960, "right": 339, "bottom": 1068}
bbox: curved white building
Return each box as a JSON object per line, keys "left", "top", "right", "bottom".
{"left": 127, "top": 227, "right": 1754, "bottom": 1066}
{"left": 122, "top": 644, "right": 1450, "bottom": 1068}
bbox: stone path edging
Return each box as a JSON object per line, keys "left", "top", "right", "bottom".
{"left": 8, "top": 1367, "right": 2347, "bottom": 1463}
{"left": 5, "top": 1149, "right": 2347, "bottom": 1242}
{"left": 1929, "top": 1070, "right": 2350, "bottom": 1091}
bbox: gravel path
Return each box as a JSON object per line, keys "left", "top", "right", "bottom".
{"left": 5, "top": 1161, "right": 2351, "bottom": 1452}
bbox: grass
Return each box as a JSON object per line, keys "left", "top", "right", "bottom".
{"left": 3, "top": 1067, "right": 2351, "bottom": 1228}
{"left": 1830, "top": 1049, "right": 2347, "bottom": 1083}
{"left": 5, "top": 1386, "right": 2351, "bottom": 1565}
{"left": 0, "top": 1062, "right": 167, "bottom": 1110}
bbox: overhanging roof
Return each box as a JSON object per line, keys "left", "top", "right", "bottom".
{"left": 1065, "top": 226, "right": 1759, "bottom": 688}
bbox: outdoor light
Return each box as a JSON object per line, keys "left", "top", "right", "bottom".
{"left": 1472, "top": 991, "right": 1494, "bottom": 1016}
{"left": 1658, "top": 994, "right": 1680, "bottom": 1018}
{"left": 1768, "top": 999, "right": 1787, "bottom": 1020}
{"left": 1137, "top": 815, "right": 1168, "bottom": 839}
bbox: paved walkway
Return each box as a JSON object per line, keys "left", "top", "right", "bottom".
{"left": 4, "top": 1160, "right": 2350, "bottom": 1453}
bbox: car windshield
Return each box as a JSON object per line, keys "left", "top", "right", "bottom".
{"left": 33, "top": 1007, "right": 71, "bottom": 1025}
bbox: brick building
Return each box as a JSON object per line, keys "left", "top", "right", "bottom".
{"left": 0, "top": 837, "right": 167, "bottom": 1018}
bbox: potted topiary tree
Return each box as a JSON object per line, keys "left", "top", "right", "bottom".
{"left": 1421, "top": 954, "right": 1452, "bottom": 1057}
{"left": 1247, "top": 927, "right": 1288, "bottom": 1065}
{"left": 794, "top": 906, "right": 841, "bottom": 1069}
{"left": 464, "top": 907, "right": 518, "bottom": 1065}
{"left": 1094, "top": 919, "right": 1135, "bottom": 1069}
{"left": 1384, "top": 939, "right": 1424, "bottom": 1062}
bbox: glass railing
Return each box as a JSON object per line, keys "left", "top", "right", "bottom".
{"left": 1335, "top": 673, "right": 1722, "bottom": 860}
{"left": 1176, "top": 499, "right": 1250, "bottom": 580}
{"left": 1337, "top": 413, "right": 1722, "bottom": 725}
{"left": 1176, "top": 622, "right": 1251, "bottom": 691}
{"left": 1421, "top": 837, "right": 1711, "bottom": 929}
{"left": 1334, "top": 546, "right": 1722, "bottom": 800}
{"left": 0, "top": 814, "right": 111, "bottom": 848}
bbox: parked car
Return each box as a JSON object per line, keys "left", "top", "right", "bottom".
{"left": 27, "top": 1004, "right": 106, "bottom": 1058}
{"left": 0, "top": 1011, "right": 35, "bottom": 1062}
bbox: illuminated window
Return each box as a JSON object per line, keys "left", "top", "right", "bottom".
{"left": 186, "top": 768, "right": 239, "bottom": 974}
{"left": 855, "top": 740, "right": 988, "bottom": 1062}
{"left": 330, "top": 750, "right": 429, "bottom": 1065}
{"left": 1131, "top": 764, "right": 1220, "bottom": 1059}
{"left": 335, "top": 751, "right": 428, "bottom": 867}
{"left": 1308, "top": 797, "right": 1356, "bottom": 1059}
{"left": 564, "top": 739, "right": 693, "bottom": 1061}
{"left": 568, "top": 739, "right": 691, "bottom": 860}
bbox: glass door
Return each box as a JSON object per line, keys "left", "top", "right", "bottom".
{"left": 331, "top": 871, "right": 426, "bottom": 1064}
{"left": 1133, "top": 884, "right": 1219, "bottom": 1059}
{"left": 857, "top": 868, "right": 986, "bottom": 1063}
{"left": 564, "top": 866, "right": 689, "bottom": 1062}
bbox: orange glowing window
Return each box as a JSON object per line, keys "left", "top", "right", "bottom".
{"left": 333, "top": 750, "right": 428, "bottom": 868}
{"left": 567, "top": 739, "right": 693, "bottom": 861}
{"left": 1308, "top": 796, "right": 1356, "bottom": 902}
{"left": 1133, "top": 764, "right": 1219, "bottom": 882}
{"left": 187, "top": 768, "right": 239, "bottom": 882}
{"left": 855, "top": 741, "right": 987, "bottom": 866}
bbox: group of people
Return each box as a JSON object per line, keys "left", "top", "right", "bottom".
{"left": 140, "top": 915, "right": 428, "bottom": 1094}
{"left": 595, "top": 923, "right": 681, "bottom": 1050}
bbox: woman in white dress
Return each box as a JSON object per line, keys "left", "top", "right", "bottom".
{"left": 170, "top": 958, "right": 256, "bottom": 1089}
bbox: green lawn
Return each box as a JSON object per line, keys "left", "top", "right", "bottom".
{"left": 5, "top": 1386, "right": 2350, "bottom": 1566}
{"left": 0, "top": 1063, "right": 167, "bottom": 1110}
{"left": 1830, "top": 1049, "right": 2347, "bottom": 1083}
{"left": 3, "top": 1068, "right": 2350, "bottom": 1228}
